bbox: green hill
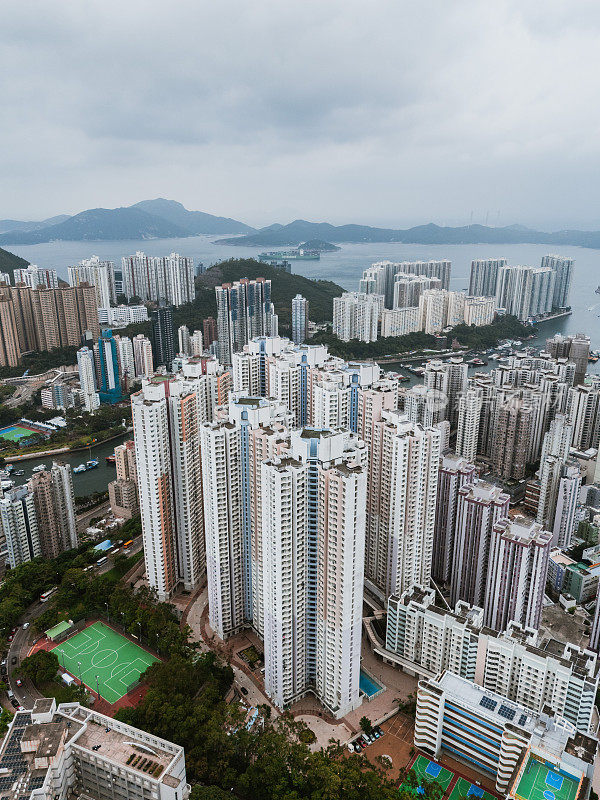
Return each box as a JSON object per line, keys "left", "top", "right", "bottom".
{"left": 0, "top": 246, "right": 28, "bottom": 276}
{"left": 171, "top": 258, "right": 343, "bottom": 333}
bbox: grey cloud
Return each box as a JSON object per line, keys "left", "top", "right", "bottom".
{"left": 1, "top": 0, "right": 600, "bottom": 228}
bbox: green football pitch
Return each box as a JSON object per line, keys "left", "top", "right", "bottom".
{"left": 52, "top": 622, "right": 158, "bottom": 704}
{"left": 515, "top": 759, "right": 579, "bottom": 800}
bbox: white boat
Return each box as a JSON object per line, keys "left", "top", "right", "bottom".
{"left": 32, "top": 464, "right": 46, "bottom": 473}
{"left": 1, "top": 480, "right": 14, "bottom": 490}
{"left": 73, "top": 464, "right": 87, "bottom": 474}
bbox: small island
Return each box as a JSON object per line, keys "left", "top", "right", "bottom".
{"left": 298, "top": 239, "right": 341, "bottom": 252}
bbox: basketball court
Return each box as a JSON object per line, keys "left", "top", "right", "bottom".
{"left": 52, "top": 621, "right": 158, "bottom": 704}
{"left": 400, "top": 754, "right": 455, "bottom": 795}
{"left": 448, "top": 777, "right": 497, "bottom": 800}
{"left": 514, "top": 758, "right": 579, "bottom": 800}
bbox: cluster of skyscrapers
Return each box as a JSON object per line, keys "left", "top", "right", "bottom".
{"left": 0, "top": 252, "right": 197, "bottom": 368}
{"left": 0, "top": 461, "right": 77, "bottom": 568}
{"left": 336, "top": 259, "right": 495, "bottom": 343}
{"left": 131, "top": 304, "right": 600, "bottom": 734}
{"left": 330, "top": 254, "right": 575, "bottom": 344}
{"left": 472, "top": 255, "right": 574, "bottom": 321}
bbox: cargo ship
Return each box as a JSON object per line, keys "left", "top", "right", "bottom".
{"left": 259, "top": 248, "right": 320, "bottom": 261}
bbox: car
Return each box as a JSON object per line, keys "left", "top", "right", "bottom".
{"left": 11, "top": 657, "right": 17, "bottom": 665}
{"left": 17, "top": 706, "right": 24, "bottom": 711}
{"left": 240, "top": 687, "right": 248, "bottom": 696}
{"left": 7, "top": 635, "right": 13, "bottom": 642}
{"left": 10, "top": 699, "right": 18, "bottom": 709}
{"left": 353, "top": 742, "right": 362, "bottom": 753}
{"left": 363, "top": 733, "right": 373, "bottom": 744}
{"left": 357, "top": 737, "right": 367, "bottom": 749}
{"left": 15, "top": 679, "right": 22, "bottom": 687}
{"left": 372, "top": 730, "right": 380, "bottom": 739}
{"left": 346, "top": 742, "right": 354, "bottom": 752}
{"left": 22, "top": 623, "right": 29, "bottom": 630}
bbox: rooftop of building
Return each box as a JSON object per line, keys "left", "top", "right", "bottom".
{"left": 549, "top": 550, "right": 577, "bottom": 567}
{"left": 0, "top": 711, "right": 81, "bottom": 800}
{"left": 434, "top": 671, "right": 580, "bottom": 759}
{"left": 495, "top": 514, "right": 551, "bottom": 544}
{"left": 61, "top": 704, "right": 182, "bottom": 780}
{"left": 0, "top": 702, "right": 185, "bottom": 800}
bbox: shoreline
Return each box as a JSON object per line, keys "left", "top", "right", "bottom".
{"left": 4, "top": 429, "right": 130, "bottom": 463}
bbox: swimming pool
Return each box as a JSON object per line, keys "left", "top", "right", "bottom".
{"left": 359, "top": 669, "right": 384, "bottom": 697}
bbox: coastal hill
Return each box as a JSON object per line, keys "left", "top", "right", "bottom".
{"left": 0, "top": 199, "right": 254, "bottom": 246}
{"left": 190, "top": 258, "right": 345, "bottom": 329}
{"left": 0, "top": 246, "right": 28, "bottom": 275}
{"left": 132, "top": 199, "right": 255, "bottom": 235}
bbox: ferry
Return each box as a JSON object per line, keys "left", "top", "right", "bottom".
{"left": 86, "top": 459, "right": 99, "bottom": 470}
{"left": 73, "top": 464, "right": 86, "bottom": 474}
{"left": 32, "top": 464, "right": 46, "bottom": 473}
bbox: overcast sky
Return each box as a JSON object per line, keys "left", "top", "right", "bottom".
{"left": 2, "top": 1, "right": 600, "bottom": 229}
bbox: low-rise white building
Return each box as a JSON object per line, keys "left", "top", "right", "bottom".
{"left": 0, "top": 699, "right": 189, "bottom": 800}
{"left": 414, "top": 672, "right": 597, "bottom": 796}
{"left": 386, "top": 584, "right": 599, "bottom": 733}
{"left": 98, "top": 305, "right": 149, "bottom": 327}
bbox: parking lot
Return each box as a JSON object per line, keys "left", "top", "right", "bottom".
{"left": 349, "top": 712, "right": 415, "bottom": 780}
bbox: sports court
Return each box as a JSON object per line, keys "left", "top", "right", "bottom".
{"left": 400, "top": 755, "right": 455, "bottom": 795}
{"left": 448, "top": 777, "right": 497, "bottom": 800}
{"left": 514, "top": 758, "right": 579, "bottom": 800}
{"left": 0, "top": 423, "right": 47, "bottom": 442}
{"left": 52, "top": 622, "right": 158, "bottom": 704}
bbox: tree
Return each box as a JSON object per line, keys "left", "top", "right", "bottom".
{"left": 0, "top": 709, "right": 13, "bottom": 735}
{"left": 359, "top": 716, "right": 373, "bottom": 736}
{"left": 19, "top": 650, "right": 59, "bottom": 684}
{"left": 190, "top": 788, "right": 231, "bottom": 800}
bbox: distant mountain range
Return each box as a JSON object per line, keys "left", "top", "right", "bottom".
{"left": 218, "top": 219, "right": 600, "bottom": 249}
{"left": 0, "top": 215, "right": 70, "bottom": 234}
{"left": 0, "top": 199, "right": 254, "bottom": 245}
{"left": 3, "top": 199, "right": 600, "bottom": 250}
